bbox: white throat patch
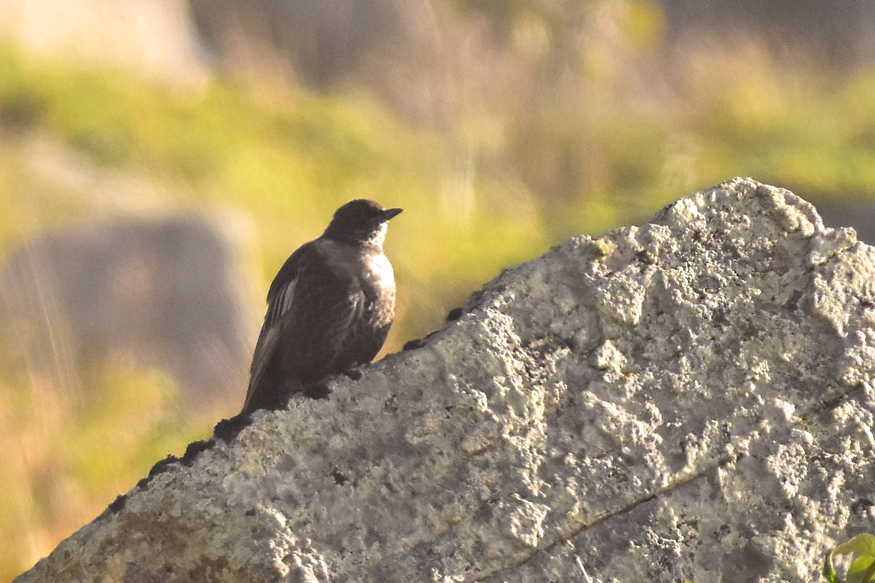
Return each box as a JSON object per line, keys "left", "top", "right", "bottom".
{"left": 367, "top": 222, "right": 389, "bottom": 247}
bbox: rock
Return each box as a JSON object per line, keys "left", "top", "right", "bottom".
{"left": 13, "top": 178, "right": 875, "bottom": 582}
{"left": 814, "top": 196, "right": 875, "bottom": 246}
{"left": 0, "top": 0, "right": 209, "bottom": 89}
{"left": 0, "top": 214, "right": 253, "bottom": 403}
{"left": 660, "top": 0, "right": 875, "bottom": 66}
{"left": 188, "top": 0, "right": 411, "bottom": 88}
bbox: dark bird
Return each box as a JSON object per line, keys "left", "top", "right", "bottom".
{"left": 242, "top": 199, "right": 402, "bottom": 414}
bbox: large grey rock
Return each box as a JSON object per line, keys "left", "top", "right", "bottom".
{"left": 0, "top": 215, "right": 253, "bottom": 403}
{"left": 14, "top": 178, "right": 875, "bottom": 582}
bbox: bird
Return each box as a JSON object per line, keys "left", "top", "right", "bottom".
{"left": 241, "top": 199, "right": 402, "bottom": 414}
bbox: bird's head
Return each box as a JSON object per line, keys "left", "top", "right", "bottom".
{"left": 323, "top": 199, "right": 402, "bottom": 246}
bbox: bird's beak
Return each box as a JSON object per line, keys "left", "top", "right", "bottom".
{"left": 382, "top": 208, "right": 403, "bottom": 221}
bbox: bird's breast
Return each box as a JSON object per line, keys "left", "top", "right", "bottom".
{"left": 318, "top": 240, "right": 395, "bottom": 309}
{"left": 363, "top": 253, "right": 395, "bottom": 292}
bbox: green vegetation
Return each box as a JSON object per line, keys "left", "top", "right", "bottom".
{"left": 824, "top": 534, "right": 875, "bottom": 583}
{"left": 0, "top": 366, "right": 208, "bottom": 581}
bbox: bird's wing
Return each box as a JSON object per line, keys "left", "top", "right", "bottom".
{"left": 243, "top": 241, "right": 368, "bottom": 412}
{"left": 278, "top": 243, "right": 364, "bottom": 378}
{"left": 243, "top": 245, "right": 307, "bottom": 412}
{"left": 291, "top": 269, "right": 365, "bottom": 374}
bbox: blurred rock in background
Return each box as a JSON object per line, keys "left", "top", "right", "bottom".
{"left": 0, "top": 0, "right": 209, "bottom": 89}
{"left": 188, "top": 0, "right": 411, "bottom": 88}
{"left": 814, "top": 198, "right": 875, "bottom": 244}
{"left": 661, "top": 0, "right": 875, "bottom": 65}
{"left": 0, "top": 215, "right": 251, "bottom": 405}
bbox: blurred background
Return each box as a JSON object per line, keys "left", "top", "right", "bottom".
{"left": 2, "top": 0, "right": 875, "bottom": 577}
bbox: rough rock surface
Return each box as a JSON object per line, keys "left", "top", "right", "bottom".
{"left": 15, "top": 178, "right": 875, "bottom": 582}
